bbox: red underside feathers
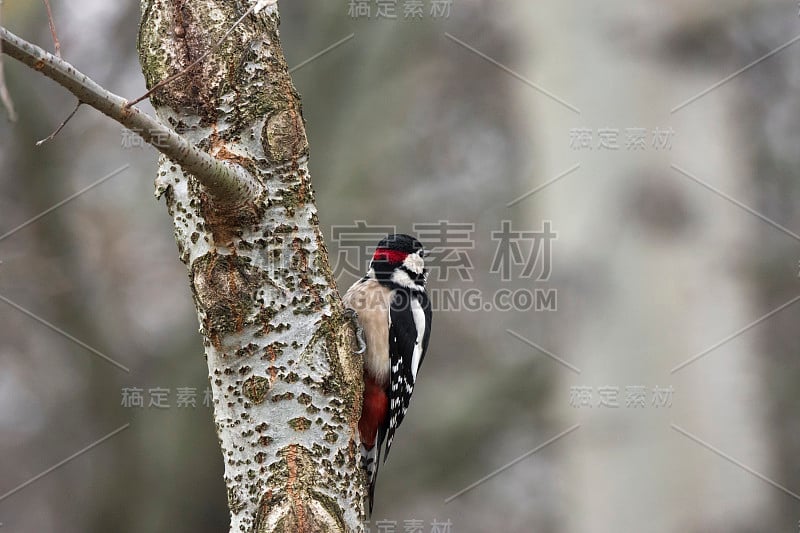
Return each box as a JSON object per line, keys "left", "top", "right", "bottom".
{"left": 359, "top": 377, "right": 388, "bottom": 449}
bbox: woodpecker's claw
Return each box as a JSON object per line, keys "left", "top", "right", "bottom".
{"left": 344, "top": 308, "right": 367, "bottom": 354}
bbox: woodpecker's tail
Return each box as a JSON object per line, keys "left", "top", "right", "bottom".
{"left": 361, "top": 426, "right": 387, "bottom": 515}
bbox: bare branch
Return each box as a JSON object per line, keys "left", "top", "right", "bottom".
{"left": 0, "top": 25, "right": 261, "bottom": 203}
{"left": 0, "top": 1, "right": 18, "bottom": 122}
{"left": 36, "top": 100, "right": 80, "bottom": 145}
{"left": 42, "top": 0, "right": 61, "bottom": 57}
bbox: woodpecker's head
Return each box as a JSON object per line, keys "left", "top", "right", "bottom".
{"left": 368, "top": 233, "right": 427, "bottom": 291}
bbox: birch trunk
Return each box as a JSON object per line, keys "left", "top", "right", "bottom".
{"left": 137, "top": 2, "right": 365, "bottom": 531}
{"left": 513, "top": 2, "right": 773, "bottom": 531}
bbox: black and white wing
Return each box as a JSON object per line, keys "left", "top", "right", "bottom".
{"left": 384, "top": 288, "right": 432, "bottom": 458}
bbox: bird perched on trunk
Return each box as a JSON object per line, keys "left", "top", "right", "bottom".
{"left": 342, "top": 233, "right": 433, "bottom": 514}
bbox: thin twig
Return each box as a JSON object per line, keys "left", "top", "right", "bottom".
{"left": 125, "top": 0, "right": 265, "bottom": 108}
{"left": 42, "top": 0, "right": 61, "bottom": 57}
{"left": 36, "top": 100, "right": 81, "bottom": 145}
{"left": 0, "top": 0, "right": 18, "bottom": 122}
{"left": 0, "top": 26, "right": 261, "bottom": 203}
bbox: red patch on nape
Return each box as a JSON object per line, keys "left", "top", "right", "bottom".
{"left": 359, "top": 377, "right": 388, "bottom": 449}
{"left": 373, "top": 247, "right": 408, "bottom": 264}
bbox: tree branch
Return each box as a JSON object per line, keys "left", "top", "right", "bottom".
{"left": 0, "top": 2, "right": 18, "bottom": 121}
{"left": 36, "top": 100, "right": 80, "bottom": 145}
{"left": 0, "top": 25, "right": 261, "bottom": 203}
{"left": 42, "top": 0, "right": 61, "bottom": 58}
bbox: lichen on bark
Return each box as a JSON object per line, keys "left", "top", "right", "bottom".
{"left": 137, "top": 1, "right": 365, "bottom": 531}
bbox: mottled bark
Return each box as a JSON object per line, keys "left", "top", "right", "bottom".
{"left": 137, "top": 1, "right": 365, "bottom": 532}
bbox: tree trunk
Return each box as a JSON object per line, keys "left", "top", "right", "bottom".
{"left": 512, "top": 3, "right": 773, "bottom": 531}
{"left": 137, "top": 2, "right": 365, "bottom": 531}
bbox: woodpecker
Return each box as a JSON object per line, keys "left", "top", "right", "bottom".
{"left": 342, "top": 233, "right": 433, "bottom": 514}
